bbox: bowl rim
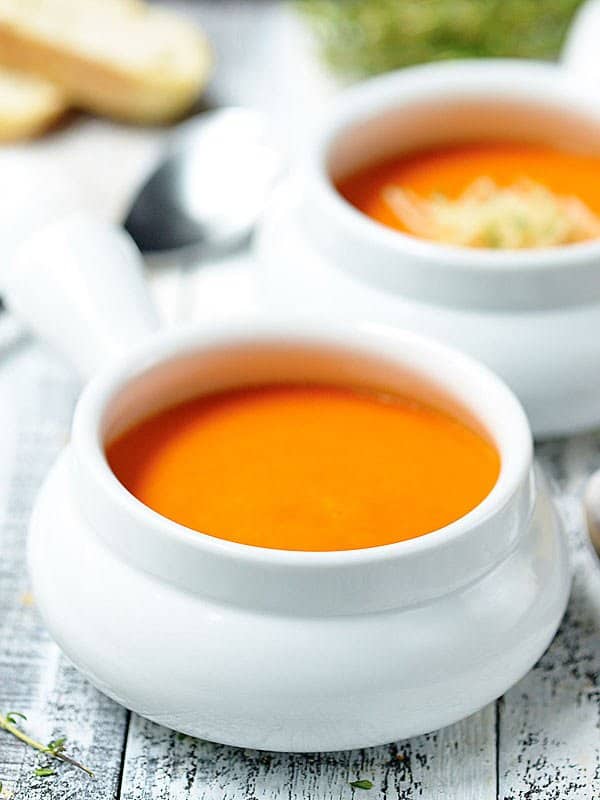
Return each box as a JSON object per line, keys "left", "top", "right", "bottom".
{"left": 306, "top": 58, "right": 600, "bottom": 273}
{"left": 70, "top": 318, "right": 533, "bottom": 569}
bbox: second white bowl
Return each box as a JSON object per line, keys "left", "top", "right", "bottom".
{"left": 257, "top": 60, "right": 600, "bottom": 437}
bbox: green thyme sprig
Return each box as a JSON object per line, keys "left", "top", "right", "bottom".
{"left": 0, "top": 712, "right": 93, "bottom": 778}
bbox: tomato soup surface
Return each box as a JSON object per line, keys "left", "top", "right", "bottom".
{"left": 337, "top": 141, "right": 600, "bottom": 247}
{"left": 106, "top": 384, "right": 500, "bottom": 551}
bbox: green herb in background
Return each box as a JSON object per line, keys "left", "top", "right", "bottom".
{"left": 296, "top": 0, "right": 585, "bottom": 77}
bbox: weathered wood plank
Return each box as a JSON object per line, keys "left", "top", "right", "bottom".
{"left": 498, "top": 437, "right": 600, "bottom": 800}
{"left": 0, "top": 347, "right": 128, "bottom": 800}
{"left": 119, "top": 705, "right": 496, "bottom": 799}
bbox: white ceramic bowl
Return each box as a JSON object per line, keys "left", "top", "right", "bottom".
{"left": 5, "top": 216, "right": 570, "bottom": 751}
{"left": 256, "top": 59, "right": 600, "bottom": 437}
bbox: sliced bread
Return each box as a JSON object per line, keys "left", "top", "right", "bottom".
{"left": 0, "top": 68, "right": 67, "bottom": 141}
{"left": 0, "top": 0, "right": 212, "bottom": 124}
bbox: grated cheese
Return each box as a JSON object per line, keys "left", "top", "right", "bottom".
{"left": 383, "top": 177, "right": 600, "bottom": 249}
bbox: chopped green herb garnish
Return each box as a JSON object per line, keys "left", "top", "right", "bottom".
{"left": 350, "top": 779, "right": 374, "bottom": 790}
{"left": 34, "top": 768, "right": 55, "bottom": 778}
{"left": 47, "top": 737, "right": 66, "bottom": 754}
{"left": 5, "top": 712, "right": 26, "bottom": 725}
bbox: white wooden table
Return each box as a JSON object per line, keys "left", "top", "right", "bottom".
{"left": 1, "top": 2, "right": 600, "bottom": 797}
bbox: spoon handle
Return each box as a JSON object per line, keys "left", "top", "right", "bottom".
{"left": 3, "top": 213, "right": 160, "bottom": 381}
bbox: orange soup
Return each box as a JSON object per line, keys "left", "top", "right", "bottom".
{"left": 106, "top": 384, "right": 499, "bottom": 551}
{"left": 338, "top": 142, "right": 600, "bottom": 248}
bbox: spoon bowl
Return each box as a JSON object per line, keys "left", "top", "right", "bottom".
{"left": 124, "top": 108, "right": 281, "bottom": 257}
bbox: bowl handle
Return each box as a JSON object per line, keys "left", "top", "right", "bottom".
{"left": 3, "top": 213, "right": 160, "bottom": 380}
{"left": 561, "top": 0, "right": 600, "bottom": 78}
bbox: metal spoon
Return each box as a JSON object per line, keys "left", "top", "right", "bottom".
{"left": 124, "top": 107, "right": 282, "bottom": 259}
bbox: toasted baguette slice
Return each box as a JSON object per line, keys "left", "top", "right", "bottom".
{"left": 0, "top": 0, "right": 212, "bottom": 124}
{"left": 0, "top": 68, "right": 67, "bottom": 141}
